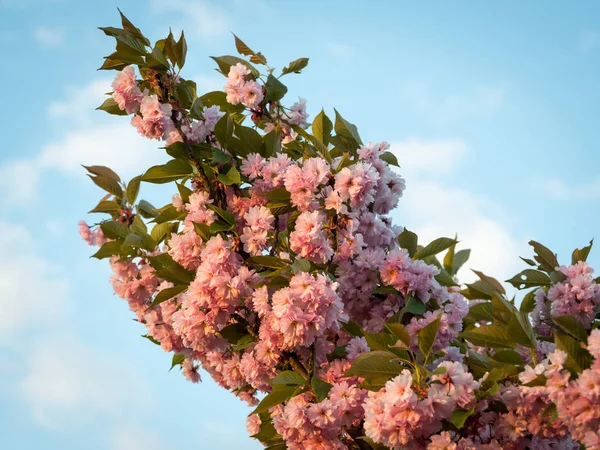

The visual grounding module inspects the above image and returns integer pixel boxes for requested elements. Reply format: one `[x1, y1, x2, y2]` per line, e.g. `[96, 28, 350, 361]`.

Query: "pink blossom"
[111, 66, 142, 114]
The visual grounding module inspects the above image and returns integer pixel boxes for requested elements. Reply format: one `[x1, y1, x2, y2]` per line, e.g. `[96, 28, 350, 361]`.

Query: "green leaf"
[554, 331, 592, 372]
[211, 148, 231, 164]
[553, 315, 588, 341]
[130, 215, 147, 235]
[211, 55, 260, 78]
[334, 109, 362, 147]
[141, 159, 193, 184]
[91, 239, 124, 259]
[234, 124, 264, 155]
[193, 222, 211, 241]
[147, 253, 194, 284]
[271, 371, 307, 386]
[290, 258, 311, 273]
[264, 127, 282, 158]
[117, 8, 150, 46]
[414, 237, 458, 260]
[453, 249, 471, 275]
[170, 354, 185, 371]
[88, 174, 123, 198]
[341, 320, 365, 337]
[491, 349, 524, 365]
[199, 91, 245, 114]
[365, 333, 397, 351]
[312, 109, 333, 147]
[405, 294, 426, 315]
[529, 240, 559, 273]
[311, 376, 333, 402]
[506, 269, 551, 289]
[385, 323, 411, 349]
[99, 26, 148, 55]
[519, 289, 537, 314]
[418, 316, 441, 362]
[233, 34, 267, 65]
[153, 204, 185, 224]
[205, 204, 236, 226]
[148, 285, 188, 309]
[472, 270, 506, 295]
[146, 45, 170, 71]
[217, 166, 242, 185]
[219, 322, 249, 344]
[461, 325, 516, 349]
[214, 114, 234, 148]
[126, 176, 141, 205]
[281, 57, 309, 75]
[100, 220, 129, 239]
[83, 166, 121, 183]
[96, 97, 128, 115]
[150, 222, 174, 244]
[89, 200, 121, 214]
[451, 407, 475, 428]
[572, 239, 593, 265]
[379, 151, 399, 167]
[174, 30, 187, 69]
[344, 351, 402, 380]
[252, 385, 298, 415]
[397, 228, 418, 257]
[265, 74, 288, 103]
[246, 255, 289, 269]
[507, 311, 537, 348]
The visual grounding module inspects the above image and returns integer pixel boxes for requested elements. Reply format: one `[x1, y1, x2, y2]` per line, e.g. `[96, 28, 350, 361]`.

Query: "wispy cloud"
[33, 26, 65, 47]
[20, 337, 152, 428]
[390, 139, 525, 283]
[400, 80, 506, 123]
[324, 42, 355, 58]
[0, 79, 166, 204]
[0, 220, 68, 345]
[150, 0, 231, 40]
[392, 138, 466, 173]
[534, 177, 600, 200]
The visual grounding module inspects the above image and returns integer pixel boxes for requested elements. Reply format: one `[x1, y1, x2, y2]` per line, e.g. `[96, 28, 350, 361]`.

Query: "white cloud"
[0, 79, 166, 204]
[20, 337, 151, 428]
[400, 80, 506, 123]
[579, 30, 600, 52]
[390, 140, 525, 283]
[534, 176, 600, 200]
[392, 138, 466, 173]
[193, 73, 225, 93]
[34, 26, 65, 47]
[47, 78, 111, 125]
[0, 220, 69, 344]
[151, 0, 231, 39]
[110, 425, 168, 450]
[325, 42, 355, 58]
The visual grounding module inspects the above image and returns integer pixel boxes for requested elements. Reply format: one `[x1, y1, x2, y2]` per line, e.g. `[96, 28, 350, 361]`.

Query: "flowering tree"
[80, 12, 600, 450]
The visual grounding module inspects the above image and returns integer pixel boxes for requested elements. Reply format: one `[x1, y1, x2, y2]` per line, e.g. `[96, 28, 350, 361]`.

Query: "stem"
[287, 353, 309, 380]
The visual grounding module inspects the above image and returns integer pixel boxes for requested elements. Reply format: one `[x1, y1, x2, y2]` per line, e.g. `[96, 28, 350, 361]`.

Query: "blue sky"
[1, 0, 599, 449]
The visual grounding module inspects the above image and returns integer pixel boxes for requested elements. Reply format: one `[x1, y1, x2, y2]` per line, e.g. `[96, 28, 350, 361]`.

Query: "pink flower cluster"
[532, 261, 600, 330]
[225, 63, 264, 109]
[270, 381, 367, 449]
[240, 205, 275, 255]
[380, 248, 441, 302]
[265, 272, 344, 350]
[181, 105, 224, 144]
[78, 220, 107, 247]
[131, 93, 178, 142]
[364, 362, 480, 448]
[111, 65, 142, 113]
[289, 211, 334, 264]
